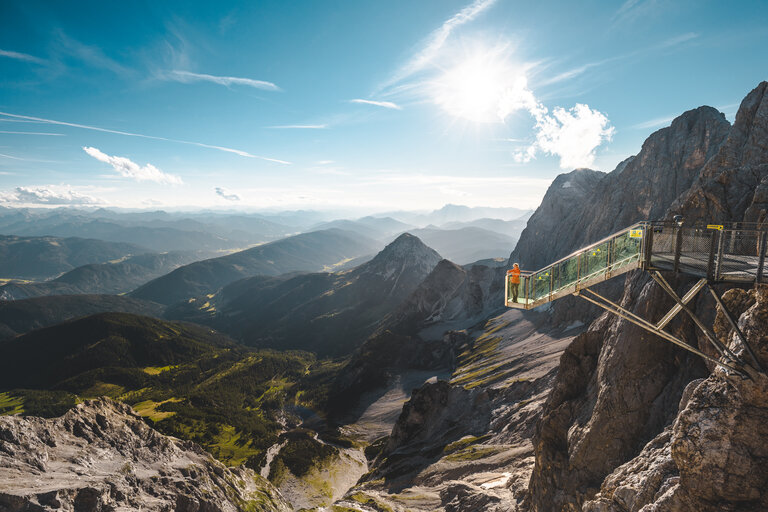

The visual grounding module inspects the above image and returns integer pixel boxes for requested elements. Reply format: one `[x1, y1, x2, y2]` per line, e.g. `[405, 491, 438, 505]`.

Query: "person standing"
[509, 263, 521, 303]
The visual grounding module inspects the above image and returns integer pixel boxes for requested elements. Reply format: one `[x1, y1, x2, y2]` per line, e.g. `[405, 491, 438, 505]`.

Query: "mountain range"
[0, 82, 767, 512]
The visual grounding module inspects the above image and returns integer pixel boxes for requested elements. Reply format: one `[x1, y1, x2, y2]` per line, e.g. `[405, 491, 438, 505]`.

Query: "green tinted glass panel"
[613, 231, 642, 265]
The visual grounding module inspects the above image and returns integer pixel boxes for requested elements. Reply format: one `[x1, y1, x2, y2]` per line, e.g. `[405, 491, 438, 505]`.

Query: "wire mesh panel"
[717, 229, 761, 281]
[677, 228, 714, 276]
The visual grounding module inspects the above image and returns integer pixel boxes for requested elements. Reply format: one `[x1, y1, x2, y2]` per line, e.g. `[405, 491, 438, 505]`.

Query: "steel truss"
[574, 272, 762, 380]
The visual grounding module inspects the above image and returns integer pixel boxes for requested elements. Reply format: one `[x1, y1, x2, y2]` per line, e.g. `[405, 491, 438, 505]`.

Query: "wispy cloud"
[269, 124, 328, 129]
[56, 32, 131, 76]
[83, 146, 183, 185]
[0, 185, 102, 205]
[0, 48, 46, 65]
[377, 0, 497, 94]
[166, 70, 280, 91]
[215, 187, 240, 201]
[350, 99, 402, 110]
[0, 131, 64, 136]
[0, 111, 290, 164]
[657, 32, 699, 49]
[542, 33, 698, 87]
[611, 0, 657, 27]
[630, 115, 676, 130]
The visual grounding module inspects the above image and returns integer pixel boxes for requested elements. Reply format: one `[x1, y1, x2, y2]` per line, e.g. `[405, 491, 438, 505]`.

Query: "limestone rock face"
[381, 259, 504, 340]
[0, 399, 290, 512]
[675, 81, 768, 223]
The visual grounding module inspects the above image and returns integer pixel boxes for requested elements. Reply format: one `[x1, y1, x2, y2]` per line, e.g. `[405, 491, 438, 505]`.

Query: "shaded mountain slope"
[0, 234, 147, 280]
[0, 294, 164, 341]
[131, 228, 380, 305]
[173, 233, 442, 356]
[0, 250, 210, 300]
[0, 312, 337, 471]
[0, 312, 235, 390]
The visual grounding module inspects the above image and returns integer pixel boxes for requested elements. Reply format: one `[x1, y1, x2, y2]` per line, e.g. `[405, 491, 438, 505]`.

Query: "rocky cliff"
[511, 106, 731, 270]
[0, 398, 290, 512]
[528, 81, 768, 511]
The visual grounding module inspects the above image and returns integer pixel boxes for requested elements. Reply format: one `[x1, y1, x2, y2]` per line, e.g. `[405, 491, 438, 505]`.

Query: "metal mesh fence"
[717, 229, 761, 281]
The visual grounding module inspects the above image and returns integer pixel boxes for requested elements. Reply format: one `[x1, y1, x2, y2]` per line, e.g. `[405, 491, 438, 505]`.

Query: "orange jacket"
[509, 267, 521, 284]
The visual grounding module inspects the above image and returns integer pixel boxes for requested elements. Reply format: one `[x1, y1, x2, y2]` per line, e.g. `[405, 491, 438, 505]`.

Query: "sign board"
[629, 229, 643, 238]
[707, 224, 724, 231]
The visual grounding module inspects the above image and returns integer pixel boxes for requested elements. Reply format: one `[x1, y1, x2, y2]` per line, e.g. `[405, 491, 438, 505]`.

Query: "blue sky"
[0, 0, 766, 212]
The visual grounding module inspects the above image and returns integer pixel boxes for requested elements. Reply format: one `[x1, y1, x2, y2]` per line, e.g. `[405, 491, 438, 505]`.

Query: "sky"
[0, 0, 766, 213]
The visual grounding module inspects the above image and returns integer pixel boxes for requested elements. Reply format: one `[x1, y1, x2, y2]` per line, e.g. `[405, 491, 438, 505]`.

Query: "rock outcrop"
[583, 285, 768, 512]
[0, 399, 290, 512]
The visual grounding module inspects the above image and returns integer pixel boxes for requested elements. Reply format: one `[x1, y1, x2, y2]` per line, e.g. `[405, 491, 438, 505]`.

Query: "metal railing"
[506, 221, 768, 309]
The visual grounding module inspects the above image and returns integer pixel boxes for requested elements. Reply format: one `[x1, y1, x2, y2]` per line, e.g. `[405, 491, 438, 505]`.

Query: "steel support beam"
[656, 278, 707, 329]
[707, 285, 764, 373]
[575, 288, 747, 377]
[649, 272, 740, 363]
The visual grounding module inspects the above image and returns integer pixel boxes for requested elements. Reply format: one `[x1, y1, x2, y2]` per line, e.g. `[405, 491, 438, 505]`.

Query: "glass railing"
[506, 223, 645, 308]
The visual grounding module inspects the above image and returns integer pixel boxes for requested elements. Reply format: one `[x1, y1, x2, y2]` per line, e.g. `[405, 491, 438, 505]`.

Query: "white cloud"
[0, 185, 101, 205]
[350, 99, 402, 110]
[498, 78, 614, 169]
[0, 111, 290, 164]
[167, 70, 280, 91]
[0, 49, 46, 65]
[527, 104, 615, 169]
[215, 187, 240, 201]
[83, 147, 183, 185]
[378, 0, 497, 93]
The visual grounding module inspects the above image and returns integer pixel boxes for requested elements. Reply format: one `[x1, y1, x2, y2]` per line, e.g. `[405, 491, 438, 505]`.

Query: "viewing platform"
[505, 220, 768, 378]
[506, 221, 767, 309]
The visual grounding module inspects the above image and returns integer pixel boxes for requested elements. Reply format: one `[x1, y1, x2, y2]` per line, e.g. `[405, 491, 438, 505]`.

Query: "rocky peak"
[359, 233, 442, 281]
[510, 104, 731, 271]
[674, 81, 768, 223]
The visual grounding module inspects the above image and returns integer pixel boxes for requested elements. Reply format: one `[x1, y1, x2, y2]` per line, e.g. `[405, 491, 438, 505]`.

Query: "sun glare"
[432, 49, 516, 124]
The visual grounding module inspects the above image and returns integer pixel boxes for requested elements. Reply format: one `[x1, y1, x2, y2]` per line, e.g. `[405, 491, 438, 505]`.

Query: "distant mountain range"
[0, 234, 147, 280]
[0, 250, 212, 300]
[406, 226, 517, 264]
[131, 228, 382, 305]
[169, 233, 443, 356]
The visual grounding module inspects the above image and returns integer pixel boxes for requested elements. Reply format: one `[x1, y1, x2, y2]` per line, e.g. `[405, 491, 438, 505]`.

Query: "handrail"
[506, 220, 768, 310]
[517, 222, 645, 275]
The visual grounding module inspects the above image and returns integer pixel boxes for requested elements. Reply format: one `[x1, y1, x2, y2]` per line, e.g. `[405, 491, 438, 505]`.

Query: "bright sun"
[432, 50, 515, 124]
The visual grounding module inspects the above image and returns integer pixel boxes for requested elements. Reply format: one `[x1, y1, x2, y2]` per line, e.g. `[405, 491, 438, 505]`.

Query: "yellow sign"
[707, 224, 724, 231]
[629, 229, 643, 238]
